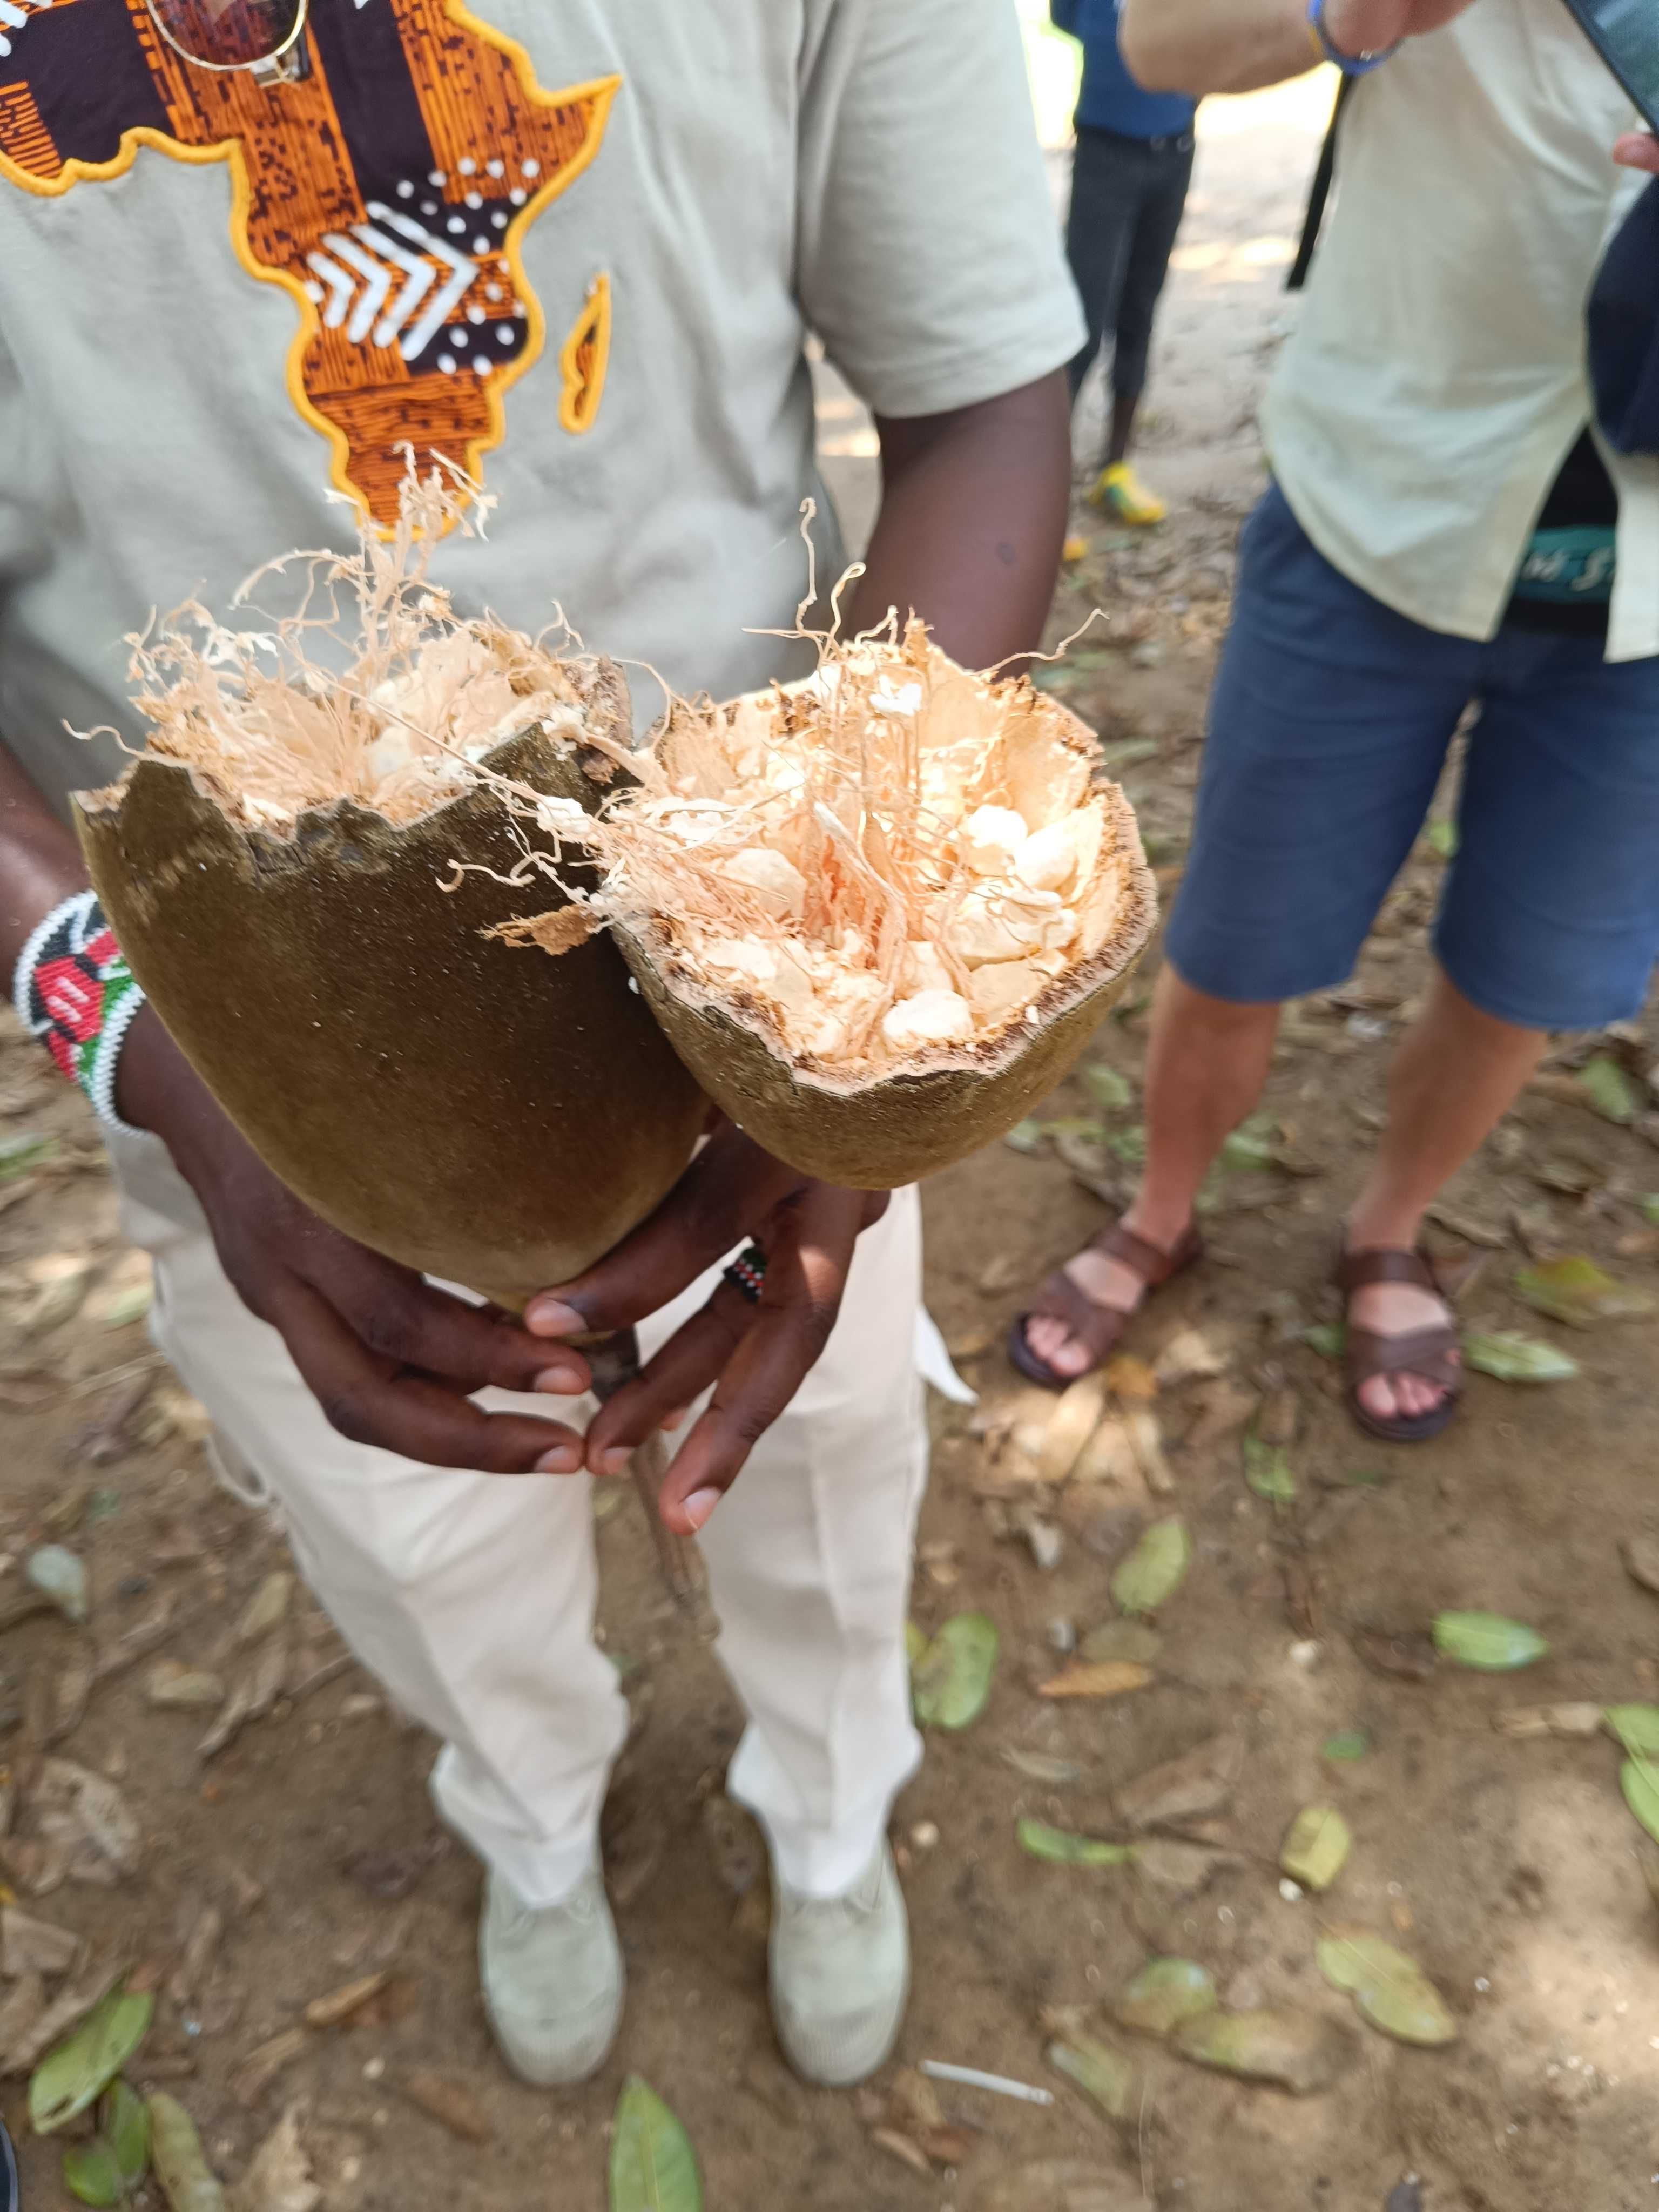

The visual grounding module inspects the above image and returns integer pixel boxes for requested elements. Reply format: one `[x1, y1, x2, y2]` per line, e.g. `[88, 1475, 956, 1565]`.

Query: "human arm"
[1118, 0, 1479, 96]
[1, 742, 595, 1469]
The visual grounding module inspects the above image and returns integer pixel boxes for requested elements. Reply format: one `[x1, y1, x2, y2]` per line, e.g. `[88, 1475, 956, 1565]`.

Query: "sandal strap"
[1336, 1245, 1441, 1296]
[1346, 1324, 1463, 1393]
[1099, 1220, 1204, 1289]
[1021, 1221, 1205, 1367]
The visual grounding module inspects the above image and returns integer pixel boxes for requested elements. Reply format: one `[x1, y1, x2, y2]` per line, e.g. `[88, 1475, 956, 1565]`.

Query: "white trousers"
[108, 1129, 929, 1905]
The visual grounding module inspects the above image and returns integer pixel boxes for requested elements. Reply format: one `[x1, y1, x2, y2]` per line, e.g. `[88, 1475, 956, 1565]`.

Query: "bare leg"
[1024, 966, 1279, 1379]
[1346, 968, 1547, 1423]
[1107, 390, 1140, 469]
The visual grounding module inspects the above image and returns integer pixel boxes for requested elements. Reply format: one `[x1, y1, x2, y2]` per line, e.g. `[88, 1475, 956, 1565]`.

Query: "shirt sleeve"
[1050, 0, 1081, 36]
[797, 0, 1085, 420]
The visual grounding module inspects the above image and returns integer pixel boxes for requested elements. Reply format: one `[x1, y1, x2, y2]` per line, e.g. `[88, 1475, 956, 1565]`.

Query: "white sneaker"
[480, 1862, 624, 2086]
[770, 1842, 909, 2087]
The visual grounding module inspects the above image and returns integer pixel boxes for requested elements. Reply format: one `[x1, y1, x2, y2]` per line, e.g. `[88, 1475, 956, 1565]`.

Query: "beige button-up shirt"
[1264, 0, 1659, 663]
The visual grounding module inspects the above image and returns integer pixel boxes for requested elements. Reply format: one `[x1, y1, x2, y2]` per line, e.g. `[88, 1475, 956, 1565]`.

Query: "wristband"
[1307, 0, 1398, 75]
[12, 891, 149, 1138]
[722, 1243, 768, 1307]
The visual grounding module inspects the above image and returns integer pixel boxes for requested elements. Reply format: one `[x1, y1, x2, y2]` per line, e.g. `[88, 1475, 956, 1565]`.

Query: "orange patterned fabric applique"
[0, 0, 618, 523]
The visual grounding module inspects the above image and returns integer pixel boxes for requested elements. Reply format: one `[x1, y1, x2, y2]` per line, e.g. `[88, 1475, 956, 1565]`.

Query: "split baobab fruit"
[500, 621, 1157, 1189]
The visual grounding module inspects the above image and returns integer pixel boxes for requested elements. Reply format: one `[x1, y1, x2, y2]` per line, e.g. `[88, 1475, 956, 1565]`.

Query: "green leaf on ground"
[1172, 2007, 1357, 2094]
[147, 2093, 226, 2211]
[1433, 1612, 1548, 1672]
[1112, 1957, 1218, 2039]
[1622, 1758, 1659, 1845]
[1104, 1126, 1147, 1164]
[1464, 1332, 1580, 1384]
[1303, 1323, 1347, 1361]
[1017, 1819, 1132, 1868]
[1606, 1705, 1659, 1759]
[1321, 1729, 1371, 1763]
[29, 1991, 153, 2135]
[1110, 1518, 1191, 1617]
[104, 2080, 150, 2188]
[1220, 1114, 1280, 1172]
[1643, 1195, 1659, 1228]
[911, 1613, 999, 1731]
[1082, 1065, 1134, 1115]
[62, 2142, 124, 2208]
[1513, 1257, 1656, 1330]
[610, 2076, 703, 2212]
[1578, 1055, 1643, 1125]
[1004, 1121, 1046, 1157]
[1046, 2036, 1136, 2122]
[1316, 1927, 1458, 2047]
[1279, 1806, 1352, 1892]
[1243, 1431, 1296, 1507]
[0, 1132, 55, 1182]
[1425, 820, 1460, 860]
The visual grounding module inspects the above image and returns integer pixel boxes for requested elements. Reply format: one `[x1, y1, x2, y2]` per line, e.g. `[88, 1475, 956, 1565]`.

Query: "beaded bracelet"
[11, 890, 149, 1138]
[722, 1243, 768, 1306]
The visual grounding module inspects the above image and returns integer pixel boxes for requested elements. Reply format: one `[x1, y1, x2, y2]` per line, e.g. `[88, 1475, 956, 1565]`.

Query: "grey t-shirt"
[0, 0, 1083, 813]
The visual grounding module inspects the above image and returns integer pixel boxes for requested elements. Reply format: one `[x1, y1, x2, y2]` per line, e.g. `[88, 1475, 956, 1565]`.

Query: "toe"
[1358, 1372, 1400, 1424]
[1025, 1317, 1064, 1364]
[1046, 1334, 1091, 1381]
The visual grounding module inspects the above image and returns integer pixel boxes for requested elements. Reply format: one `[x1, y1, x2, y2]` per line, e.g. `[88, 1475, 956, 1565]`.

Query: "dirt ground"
[6, 79, 1659, 2212]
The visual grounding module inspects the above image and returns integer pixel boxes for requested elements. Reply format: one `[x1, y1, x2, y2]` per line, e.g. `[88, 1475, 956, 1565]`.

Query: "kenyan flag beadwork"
[18, 894, 142, 1096]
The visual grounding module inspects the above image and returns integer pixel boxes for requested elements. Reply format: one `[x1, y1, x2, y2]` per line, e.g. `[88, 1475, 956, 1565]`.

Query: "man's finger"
[582, 1289, 754, 1474]
[650, 1190, 865, 1533]
[268, 1277, 591, 1474]
[524, 1128, 802, 1340]
[1614, 132, 1659, 173]
[296, 1240, 591, 1397]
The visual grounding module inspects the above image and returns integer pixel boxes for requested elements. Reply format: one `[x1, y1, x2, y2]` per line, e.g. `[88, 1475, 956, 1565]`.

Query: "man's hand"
[524, 1127, 889, 1536]
[1323, 0, 1476, 53]
[118, 1011, 596, 1471]
[1122, 0, 1476, 96]
[1615, 133, 1659, 174]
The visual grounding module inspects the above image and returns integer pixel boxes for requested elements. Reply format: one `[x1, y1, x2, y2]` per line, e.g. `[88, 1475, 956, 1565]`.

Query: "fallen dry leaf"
[169, 1905, 225, 2008]
[231, 2028, 308, 2108]
[1, 1905, 79, 1978]
[1037, 1662, 1153, 1702]
[1115, 1734, 1243, 1833]
[0, 1971, 45, 2069]
[1102, 1354, 1159, 1402]
[237, 1574, 292, 1645]
[230, 2105, 320, 2212]
[93, 1595, 180, 1684]
[1172, 2007, 1358, 2095]
[301, 1972, 387, 2030]
[1181, 1378, 1258, 1456]
[872, 2128, 933, 2177]
[1255, 1386, 1301, 1449]
[395, 2067, 493, 2144]
[1493, 1703, 1603, 1739]
[148, 1662, 228, 1711]
[1038, 1376, 1109, 1486]
[33, 1758, 141, 1881]
[1122, 1408, 1175, 1495]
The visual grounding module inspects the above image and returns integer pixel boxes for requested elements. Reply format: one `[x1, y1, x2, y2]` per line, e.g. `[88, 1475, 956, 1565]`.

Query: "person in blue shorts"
[1015, 0, 1659, 1445]
[1051, 0, 1197, 527]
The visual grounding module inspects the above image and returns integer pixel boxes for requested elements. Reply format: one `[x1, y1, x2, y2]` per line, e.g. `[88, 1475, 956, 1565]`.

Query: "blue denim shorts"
[1165, 484, 1659, 1031]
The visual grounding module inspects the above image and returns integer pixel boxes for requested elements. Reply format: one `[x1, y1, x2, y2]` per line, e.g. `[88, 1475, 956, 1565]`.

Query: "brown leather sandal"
[1009, 1220, 1205, 1390]
[1336, 1246, 1463, 1445]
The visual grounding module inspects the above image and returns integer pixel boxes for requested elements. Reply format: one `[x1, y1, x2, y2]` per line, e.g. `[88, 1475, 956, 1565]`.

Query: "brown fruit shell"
[613, 746, 1157, 1192]
[73, 703, 707, 1311]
